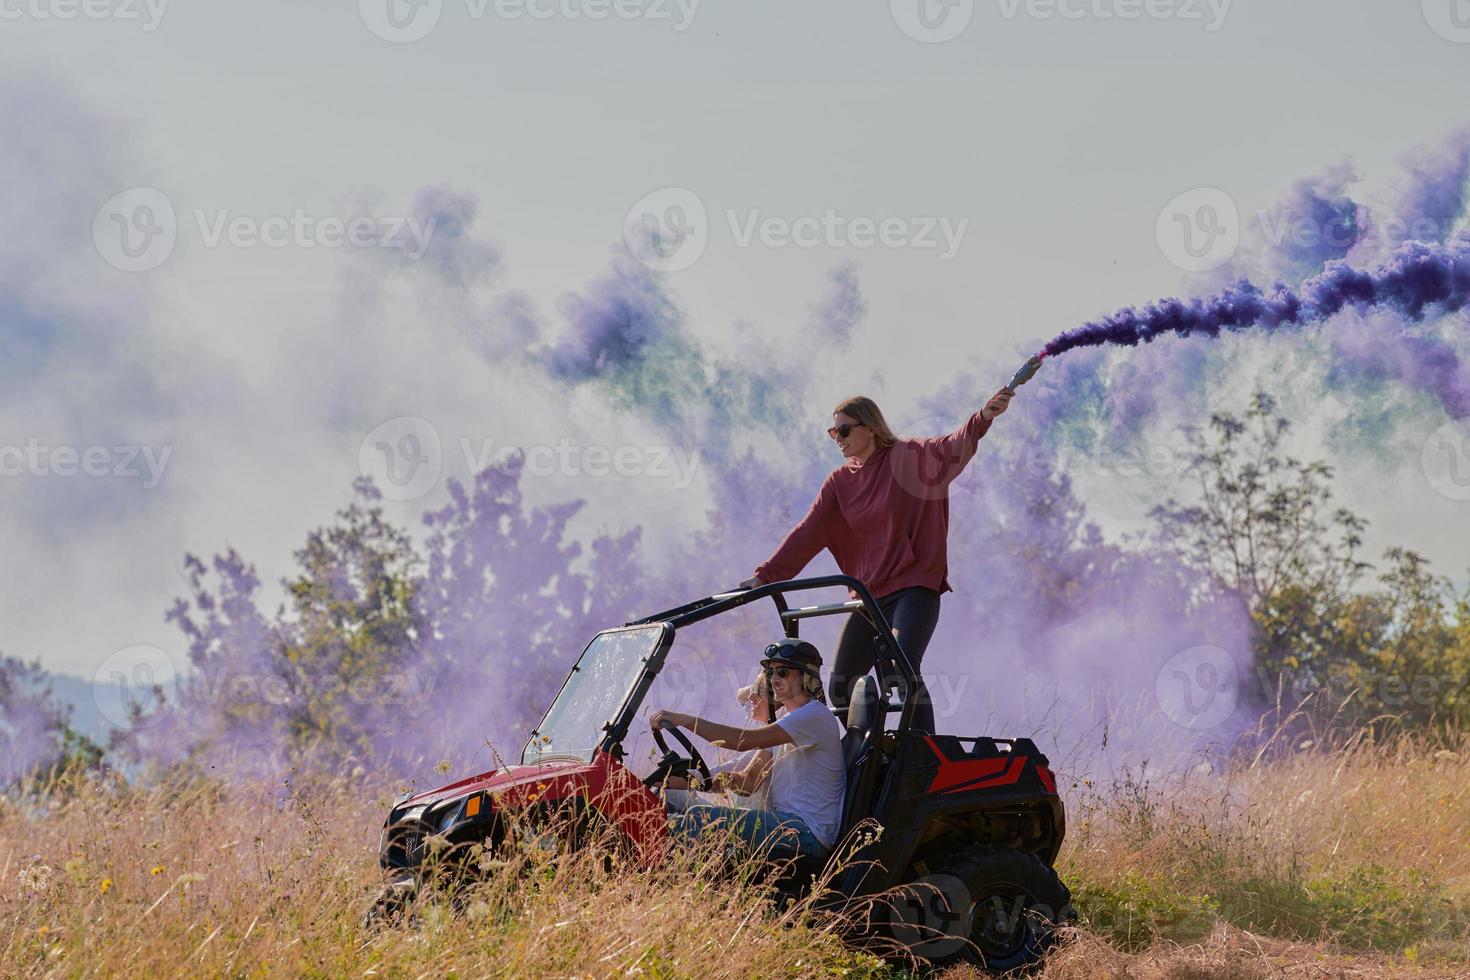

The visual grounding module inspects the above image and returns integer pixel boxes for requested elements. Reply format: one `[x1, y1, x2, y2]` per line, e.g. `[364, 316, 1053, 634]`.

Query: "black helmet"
[760, 638, 823, 679]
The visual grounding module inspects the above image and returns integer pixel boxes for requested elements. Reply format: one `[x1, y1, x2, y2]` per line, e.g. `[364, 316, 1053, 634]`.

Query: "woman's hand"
[736, 575, 761, 591]
[980, 387, 1014, 422]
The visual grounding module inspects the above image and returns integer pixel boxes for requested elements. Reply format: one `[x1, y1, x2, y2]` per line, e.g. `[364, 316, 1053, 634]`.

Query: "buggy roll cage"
[596, 575, 922, 758]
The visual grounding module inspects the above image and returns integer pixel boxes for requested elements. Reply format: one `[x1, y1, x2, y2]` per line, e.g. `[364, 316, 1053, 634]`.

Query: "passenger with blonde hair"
[660, 670, 775, 811]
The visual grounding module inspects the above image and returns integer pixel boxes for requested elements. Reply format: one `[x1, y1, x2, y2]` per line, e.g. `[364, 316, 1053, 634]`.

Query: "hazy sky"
[3, 0, 1469, 683]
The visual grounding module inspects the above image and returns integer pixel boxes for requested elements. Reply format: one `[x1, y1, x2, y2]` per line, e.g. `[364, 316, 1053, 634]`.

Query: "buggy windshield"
[521, 625, 666, 765]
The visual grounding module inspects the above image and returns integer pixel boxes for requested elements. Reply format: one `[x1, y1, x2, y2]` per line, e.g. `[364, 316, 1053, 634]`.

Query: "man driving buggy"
[649, 639, 845, 860]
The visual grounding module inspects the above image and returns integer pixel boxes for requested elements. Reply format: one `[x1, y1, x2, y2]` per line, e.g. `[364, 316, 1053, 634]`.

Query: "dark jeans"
[667, 803, 828, 860]
[830, 585, 942, 733]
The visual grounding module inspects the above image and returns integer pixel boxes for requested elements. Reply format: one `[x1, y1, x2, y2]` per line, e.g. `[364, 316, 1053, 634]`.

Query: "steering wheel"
[648, 722, 713, 790]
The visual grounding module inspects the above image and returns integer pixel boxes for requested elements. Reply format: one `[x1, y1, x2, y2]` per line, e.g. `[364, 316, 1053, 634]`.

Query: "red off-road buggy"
[374, 575, 1073, 971]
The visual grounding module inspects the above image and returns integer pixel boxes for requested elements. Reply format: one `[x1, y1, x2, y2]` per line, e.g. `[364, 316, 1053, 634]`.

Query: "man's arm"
[649, 710, 793, 753]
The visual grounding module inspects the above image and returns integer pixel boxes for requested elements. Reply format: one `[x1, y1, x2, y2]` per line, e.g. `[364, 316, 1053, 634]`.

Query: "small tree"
[152, 478, 424, 769]
[0, 656, 103, 788]
[275, 477, 426, 761]
[1150, 393, 1371, 694]
[1150, 392, 1470, 734]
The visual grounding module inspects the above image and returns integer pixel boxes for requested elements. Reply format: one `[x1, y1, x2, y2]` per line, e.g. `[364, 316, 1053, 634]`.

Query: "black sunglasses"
[827, 422, 864, 440]
[764, 666, 797, 679]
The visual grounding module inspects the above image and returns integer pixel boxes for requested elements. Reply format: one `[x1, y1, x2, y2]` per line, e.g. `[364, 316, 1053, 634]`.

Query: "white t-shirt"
[768, 700, 846, 849]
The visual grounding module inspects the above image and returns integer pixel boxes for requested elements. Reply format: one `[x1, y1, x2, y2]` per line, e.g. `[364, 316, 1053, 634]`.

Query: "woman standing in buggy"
[738, 388, 1014, 733]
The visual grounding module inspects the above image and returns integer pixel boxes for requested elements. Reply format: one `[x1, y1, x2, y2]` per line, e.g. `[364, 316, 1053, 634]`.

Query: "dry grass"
[3, 733, 1468, 978]
[0, 770, 885, 978]
[1055, 729, 1470, 974]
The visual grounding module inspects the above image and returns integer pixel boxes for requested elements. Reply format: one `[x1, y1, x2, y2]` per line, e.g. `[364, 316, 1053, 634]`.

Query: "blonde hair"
[832, 395, 898, 449]
[736, 671, 766, 707]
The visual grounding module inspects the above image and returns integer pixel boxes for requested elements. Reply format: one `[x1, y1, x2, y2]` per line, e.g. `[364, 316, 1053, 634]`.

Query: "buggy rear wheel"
[900, 844, 1073, 972]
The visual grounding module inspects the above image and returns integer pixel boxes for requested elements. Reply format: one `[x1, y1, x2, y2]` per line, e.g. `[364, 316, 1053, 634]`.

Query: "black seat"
[841, 676, 880, 768]
[838, 676, 881, 834]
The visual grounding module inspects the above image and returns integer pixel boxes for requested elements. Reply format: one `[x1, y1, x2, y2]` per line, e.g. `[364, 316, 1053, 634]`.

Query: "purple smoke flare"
[1043, 236, 1470, 362]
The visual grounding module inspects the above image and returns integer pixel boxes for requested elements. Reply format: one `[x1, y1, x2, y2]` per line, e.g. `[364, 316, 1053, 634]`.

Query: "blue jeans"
[667, 803, 828, 860]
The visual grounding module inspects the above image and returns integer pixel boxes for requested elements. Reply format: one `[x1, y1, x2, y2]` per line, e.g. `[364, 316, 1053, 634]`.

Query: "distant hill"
[45, 671, 178, 743]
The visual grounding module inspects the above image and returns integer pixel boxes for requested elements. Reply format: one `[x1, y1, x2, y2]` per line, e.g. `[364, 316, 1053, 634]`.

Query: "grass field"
[3, 732, 1467, 978]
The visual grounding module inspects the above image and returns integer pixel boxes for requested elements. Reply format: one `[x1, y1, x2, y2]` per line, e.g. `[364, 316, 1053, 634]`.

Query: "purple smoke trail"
[1039, 236, 1470, 416]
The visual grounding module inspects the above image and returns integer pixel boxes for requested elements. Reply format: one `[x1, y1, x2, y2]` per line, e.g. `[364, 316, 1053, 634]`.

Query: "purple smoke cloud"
[1040, 236, 1470, 419]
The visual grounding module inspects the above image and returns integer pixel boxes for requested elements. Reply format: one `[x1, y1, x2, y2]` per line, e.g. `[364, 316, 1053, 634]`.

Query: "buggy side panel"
[837, 731, 1065, 897]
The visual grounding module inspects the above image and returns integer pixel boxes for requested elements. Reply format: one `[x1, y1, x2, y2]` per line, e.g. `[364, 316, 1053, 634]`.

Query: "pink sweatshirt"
[753, 411, 994, 600]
